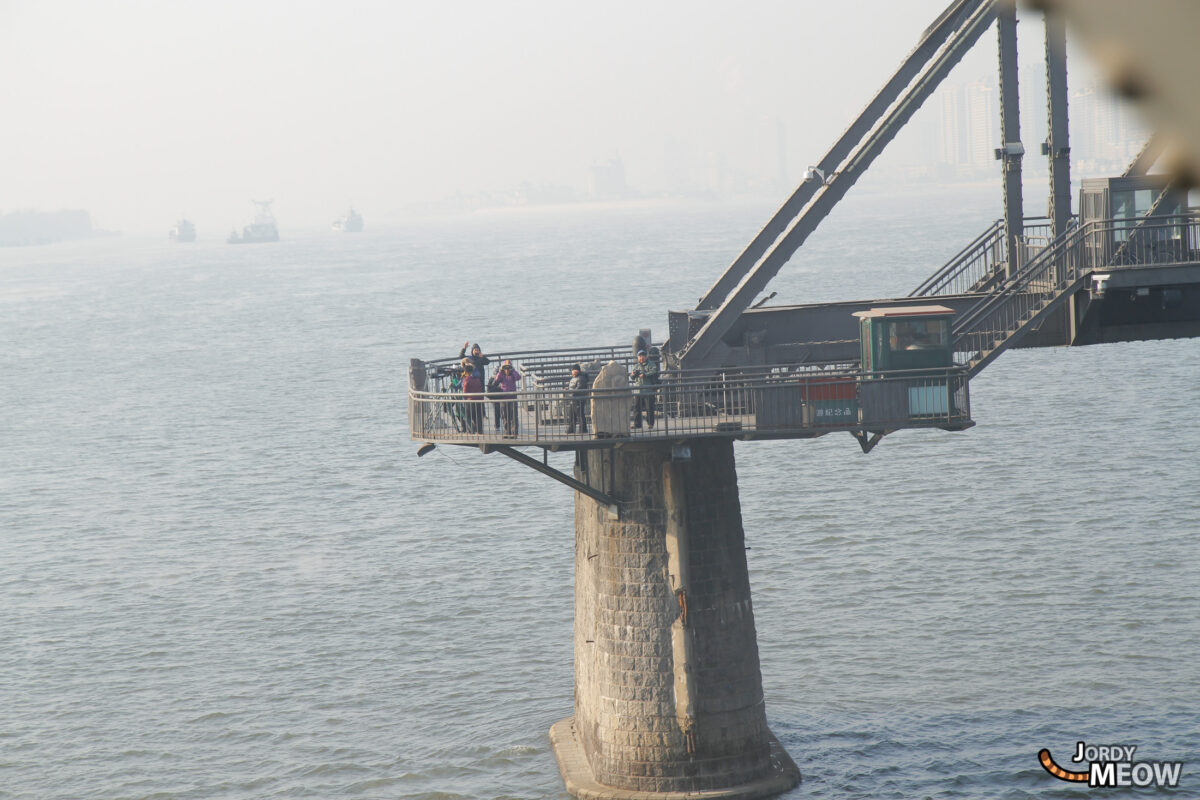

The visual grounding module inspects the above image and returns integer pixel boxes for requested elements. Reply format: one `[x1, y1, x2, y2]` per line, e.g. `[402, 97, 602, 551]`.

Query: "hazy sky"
[1, 1, 1095, 234]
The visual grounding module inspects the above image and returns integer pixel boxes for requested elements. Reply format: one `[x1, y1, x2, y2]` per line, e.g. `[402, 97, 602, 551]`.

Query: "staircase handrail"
[954, 210, 1198, 341]
[909, 218, 1004, 297]
[952, 218, 1086, 339]
[910, 215, 1060, 299]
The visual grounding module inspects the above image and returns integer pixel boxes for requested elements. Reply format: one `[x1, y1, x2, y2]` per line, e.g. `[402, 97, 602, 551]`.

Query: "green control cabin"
[855, 304, 955, 373]
[855, 305, 958, 423]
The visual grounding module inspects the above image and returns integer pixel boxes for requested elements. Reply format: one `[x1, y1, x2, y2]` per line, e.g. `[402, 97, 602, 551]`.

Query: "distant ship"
[332, 207, 364, 233]
[228, 199, 280, 244]
[169, 218, 196, 243]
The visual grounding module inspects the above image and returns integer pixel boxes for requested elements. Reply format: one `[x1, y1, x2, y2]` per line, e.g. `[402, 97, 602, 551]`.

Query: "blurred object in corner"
[1017, 0, 1200, 187]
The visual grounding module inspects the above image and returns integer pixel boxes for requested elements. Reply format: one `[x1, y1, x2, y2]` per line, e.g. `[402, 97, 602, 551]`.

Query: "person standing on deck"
[630, 349, 659, 429]
[566, 363, 590, 434]
[461, 364, 485, 434]
[485, 372, 503, 431]
[460, 342, 495, 430]
[459, 342, 491, 382]
[492, 360, 522, 437]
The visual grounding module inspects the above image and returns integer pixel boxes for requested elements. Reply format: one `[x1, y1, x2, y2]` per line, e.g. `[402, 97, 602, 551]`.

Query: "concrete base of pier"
[551, 717, 800, 800]
[551, 439, 800, 798]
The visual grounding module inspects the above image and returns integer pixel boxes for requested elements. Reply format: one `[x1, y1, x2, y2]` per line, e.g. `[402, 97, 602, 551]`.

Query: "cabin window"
[888, 319, 948, 352]
[1112, 187, 1184, 242]
[1112, 189, 1161, 241]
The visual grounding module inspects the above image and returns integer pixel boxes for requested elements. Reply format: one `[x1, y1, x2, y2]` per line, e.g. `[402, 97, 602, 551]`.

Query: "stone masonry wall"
[571, 440, 775, 793]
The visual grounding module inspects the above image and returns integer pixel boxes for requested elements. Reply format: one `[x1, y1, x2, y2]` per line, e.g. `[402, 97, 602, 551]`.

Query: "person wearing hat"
[566, 363, 590, 434]
[491, 359, 522, 436]
[629, 349, 660, 429]
[460, 341, 498, 430]
[459, 341, 491, 383]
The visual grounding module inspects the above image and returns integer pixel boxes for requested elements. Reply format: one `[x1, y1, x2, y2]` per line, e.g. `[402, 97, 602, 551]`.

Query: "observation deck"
[408, 346, 973, 452]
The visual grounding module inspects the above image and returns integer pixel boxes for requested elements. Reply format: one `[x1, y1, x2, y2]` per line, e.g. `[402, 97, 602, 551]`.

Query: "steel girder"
[679, 0, 998, 369]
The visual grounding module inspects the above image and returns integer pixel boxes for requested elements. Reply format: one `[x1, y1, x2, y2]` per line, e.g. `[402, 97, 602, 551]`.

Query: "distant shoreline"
[0, 209, 120, 247]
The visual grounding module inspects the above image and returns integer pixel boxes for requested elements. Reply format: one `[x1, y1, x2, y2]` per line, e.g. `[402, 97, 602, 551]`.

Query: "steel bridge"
[410, 208, 1199, 458]
[408, 2, 1200, 796]
[410, 0, 1200, 459]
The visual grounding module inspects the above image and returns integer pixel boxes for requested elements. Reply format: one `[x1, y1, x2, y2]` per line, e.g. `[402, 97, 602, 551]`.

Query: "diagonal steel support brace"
[852, 430, 889, 454]
[1124, 133, 1164, 179]
[681, 0, 996, 367]
[694, 0, 986, 314]
[487, 444, 620, 519]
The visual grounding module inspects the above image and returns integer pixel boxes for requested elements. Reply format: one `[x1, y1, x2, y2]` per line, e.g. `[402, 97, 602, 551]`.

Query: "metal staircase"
[949, 223, 1090, 377]
[908, 218, 1006, 298]
[909, 216, 1067, 300]
[914, 204, 1198, 379]
[907, 217, 1085, 377]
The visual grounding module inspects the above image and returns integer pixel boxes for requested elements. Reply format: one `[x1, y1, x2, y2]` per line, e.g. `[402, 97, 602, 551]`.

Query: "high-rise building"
[1071, 81, 1151, 169]
[588, 154, 629, 199]
[936, 80, 998, 174]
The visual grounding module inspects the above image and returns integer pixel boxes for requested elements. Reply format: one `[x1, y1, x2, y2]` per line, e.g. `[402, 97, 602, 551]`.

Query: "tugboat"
[169, 218, 196, 242]
[228, 199, 280, 244]
[332, 206, 364, 233]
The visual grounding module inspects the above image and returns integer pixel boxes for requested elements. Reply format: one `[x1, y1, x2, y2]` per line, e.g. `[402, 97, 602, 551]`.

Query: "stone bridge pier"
[550, 438, 800, 799]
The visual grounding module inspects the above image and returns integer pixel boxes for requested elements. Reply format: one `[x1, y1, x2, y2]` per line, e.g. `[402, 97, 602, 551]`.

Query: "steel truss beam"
[1044, 9, 1072, 239]
[1123, 133, 1165, 179]
[997, 4, 1024, 277]
[680, 0, 997, 368]
[694, 0, 986, 314]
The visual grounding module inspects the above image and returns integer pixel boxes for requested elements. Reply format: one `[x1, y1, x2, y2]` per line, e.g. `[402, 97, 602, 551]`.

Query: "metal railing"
[918, 212, 1198, 312]
[951, 221, 1088, 373]
[415, 344, 649, 386]
[409, 361, 972, 446]
[910, 217, 1005, 297]
[1086, 213, 1200, 270]
[910, 217, 1056, 298]
[411, 211, 1198, 444]
[950, 213, 1200, 376]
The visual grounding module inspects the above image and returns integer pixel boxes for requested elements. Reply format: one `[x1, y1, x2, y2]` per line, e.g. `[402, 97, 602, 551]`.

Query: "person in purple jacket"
[492, 360, 522, 436]
[461, 364, 485, 434]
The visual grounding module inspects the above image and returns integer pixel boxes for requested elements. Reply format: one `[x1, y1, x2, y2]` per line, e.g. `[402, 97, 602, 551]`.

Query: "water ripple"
[2, 203, 1198, 798]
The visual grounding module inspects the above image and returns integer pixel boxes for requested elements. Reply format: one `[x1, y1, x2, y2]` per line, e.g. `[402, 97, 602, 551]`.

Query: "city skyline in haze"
[1, 1, 1147, 234]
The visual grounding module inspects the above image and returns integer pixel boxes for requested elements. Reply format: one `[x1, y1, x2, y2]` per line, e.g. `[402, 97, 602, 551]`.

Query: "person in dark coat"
[486, 373, 503, 431]
[566, 363, 590, 434]
[630, 349, 660, 429]
[459, 341, 491, 380]
[460, 342, 496, 430]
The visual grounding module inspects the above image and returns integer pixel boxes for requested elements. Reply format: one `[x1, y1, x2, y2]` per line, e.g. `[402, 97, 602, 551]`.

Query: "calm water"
[2, 188, 1197, 799]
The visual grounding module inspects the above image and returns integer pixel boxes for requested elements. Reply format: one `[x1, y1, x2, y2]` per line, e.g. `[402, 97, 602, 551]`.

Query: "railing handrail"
[909, 217, 1004, 297]
[420, 351, 865, 384]
[952, 212, 1200, 342]
[911, 215, 1074, 299]
[410, 361, 972, 446]
[422, 343, 649, 370]
[951, 219, 1085, 338]
[411, 363, 969, 400]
